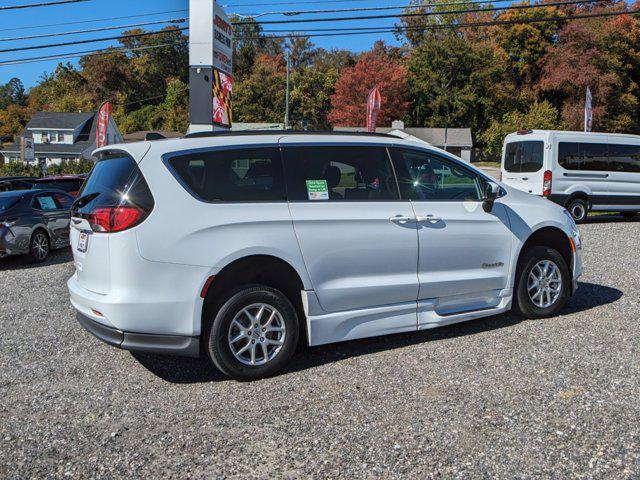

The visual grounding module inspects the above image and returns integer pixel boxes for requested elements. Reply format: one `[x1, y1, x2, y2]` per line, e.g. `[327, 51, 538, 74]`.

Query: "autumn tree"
[328, 42, 408, 127]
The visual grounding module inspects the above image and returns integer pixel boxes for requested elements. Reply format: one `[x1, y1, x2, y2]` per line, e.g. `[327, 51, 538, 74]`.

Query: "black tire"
[566, 197, 589, 223]
[29, 229, 50, 263]
[513, 246, 571, 319]
[621, 211, 638, 218]
[206, 285, 299, 381]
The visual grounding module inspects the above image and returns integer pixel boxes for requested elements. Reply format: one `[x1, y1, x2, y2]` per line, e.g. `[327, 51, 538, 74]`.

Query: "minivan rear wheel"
[513, 246, 570, 319]
[566, 198, 588, 223]
[206, 285, 299, 381]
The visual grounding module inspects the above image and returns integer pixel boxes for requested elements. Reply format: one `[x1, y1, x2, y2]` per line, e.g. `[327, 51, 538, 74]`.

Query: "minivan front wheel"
[207, 285, 299, 381]
[566, 197, 588, 223]
[513, 246, 570, 319]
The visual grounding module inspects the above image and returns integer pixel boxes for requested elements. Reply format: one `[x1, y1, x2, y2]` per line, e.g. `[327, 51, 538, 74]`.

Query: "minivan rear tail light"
[89, 206, 142, 233]
[543, 170, 552, 197]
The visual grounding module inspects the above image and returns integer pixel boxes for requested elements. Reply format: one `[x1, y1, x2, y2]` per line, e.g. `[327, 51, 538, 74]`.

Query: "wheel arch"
[515, 226, 573, 280]
[201, 254, 309, 346]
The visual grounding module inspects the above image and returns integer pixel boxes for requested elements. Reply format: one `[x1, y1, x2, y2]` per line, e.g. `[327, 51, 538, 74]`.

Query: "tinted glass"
[504, 141, 544, 173]
[73, 153, 154, 216]
[391, 148, 483, 201]
[283, 146, 399, 201]
[168, 147, 285, 202]
[0, 195, 21, 212]
[558, 142, 609, 171]
[33, 179, 82, 193]
[34, 194, 60, 211]
[53, 192, 74, 209]
[607, 144, 640, 173]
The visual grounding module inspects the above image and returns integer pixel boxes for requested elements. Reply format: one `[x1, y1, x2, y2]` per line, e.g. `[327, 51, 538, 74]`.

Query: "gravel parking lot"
[1, 216, 639, 479]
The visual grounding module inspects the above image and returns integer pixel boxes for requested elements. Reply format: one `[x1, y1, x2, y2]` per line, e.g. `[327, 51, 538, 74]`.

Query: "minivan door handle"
[416, 215, 442, 224]
[389, 215, 414, 225]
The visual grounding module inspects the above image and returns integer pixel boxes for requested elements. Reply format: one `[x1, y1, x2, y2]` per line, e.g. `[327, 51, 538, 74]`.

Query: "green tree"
[480, 101, 564, 158]
[0, 78, 26, 109]
[234, 54, 287, 123]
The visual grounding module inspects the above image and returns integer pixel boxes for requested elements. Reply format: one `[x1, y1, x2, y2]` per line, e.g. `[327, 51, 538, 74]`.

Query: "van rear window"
[504, 141, 544, 173]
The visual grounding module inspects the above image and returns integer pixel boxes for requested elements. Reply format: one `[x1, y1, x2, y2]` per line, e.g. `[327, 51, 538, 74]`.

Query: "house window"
[58, 131, 66, 143]
[41, 131, 49, 143]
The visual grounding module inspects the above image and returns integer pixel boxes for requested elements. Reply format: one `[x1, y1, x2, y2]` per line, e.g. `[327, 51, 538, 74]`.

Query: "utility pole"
[285, 51, 290, 130]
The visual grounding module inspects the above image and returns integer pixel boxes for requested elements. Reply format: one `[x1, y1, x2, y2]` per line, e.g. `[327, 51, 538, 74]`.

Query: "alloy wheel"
[227, 303, 286, 366]
[32, 233, 49, 261]
[527, 260, 562, 308]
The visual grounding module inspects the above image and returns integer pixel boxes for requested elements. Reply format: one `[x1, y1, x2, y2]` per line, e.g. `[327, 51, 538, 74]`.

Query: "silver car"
[0, 189, 74, 263]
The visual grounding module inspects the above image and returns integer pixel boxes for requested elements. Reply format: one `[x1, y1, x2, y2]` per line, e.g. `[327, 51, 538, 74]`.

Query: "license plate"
[77, 232, 89, 253]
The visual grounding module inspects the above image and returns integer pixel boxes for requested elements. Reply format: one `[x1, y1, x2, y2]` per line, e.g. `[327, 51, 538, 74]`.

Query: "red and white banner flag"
[96, 101, 112, 148]
[366, 87, 381, 133]
[584, 87, 593, 133]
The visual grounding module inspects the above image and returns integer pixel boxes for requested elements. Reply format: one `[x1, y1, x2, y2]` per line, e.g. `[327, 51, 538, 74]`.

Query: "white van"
[501, 130, 640, 222]
[68, 132, 582, 380]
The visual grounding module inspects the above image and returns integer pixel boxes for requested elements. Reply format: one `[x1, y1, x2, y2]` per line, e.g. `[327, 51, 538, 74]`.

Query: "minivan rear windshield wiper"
[73, 192, 99, 209]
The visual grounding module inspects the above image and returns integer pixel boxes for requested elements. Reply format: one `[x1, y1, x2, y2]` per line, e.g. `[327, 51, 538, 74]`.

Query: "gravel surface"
[1, 216, 639, 479]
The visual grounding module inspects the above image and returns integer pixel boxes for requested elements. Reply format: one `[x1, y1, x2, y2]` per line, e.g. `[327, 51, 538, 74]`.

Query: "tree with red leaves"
[328, 42, 408, 127]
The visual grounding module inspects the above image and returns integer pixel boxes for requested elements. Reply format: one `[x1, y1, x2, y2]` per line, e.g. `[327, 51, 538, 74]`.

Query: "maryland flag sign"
[213, 69, 233, 128]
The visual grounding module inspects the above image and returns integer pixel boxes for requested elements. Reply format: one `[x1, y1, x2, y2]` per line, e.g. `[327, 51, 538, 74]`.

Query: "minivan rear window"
[167, 147, 285, 202]
[72, 152, 154, 216]
[504, 141, 544, 173]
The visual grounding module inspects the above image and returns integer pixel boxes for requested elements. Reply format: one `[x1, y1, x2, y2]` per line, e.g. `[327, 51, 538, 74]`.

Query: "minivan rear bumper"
[76, 312, 200, 357]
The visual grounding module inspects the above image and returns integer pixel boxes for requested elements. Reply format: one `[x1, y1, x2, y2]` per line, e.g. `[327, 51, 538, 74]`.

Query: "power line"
[234, 0, 607, 25]
[0, 18, 186, 43]
[1, 7, 637, 66]
[0, 26, 188, 54]
[0, 0, 89, 10]
[222, 0, 376, 7]
[2, 9, 189, 32]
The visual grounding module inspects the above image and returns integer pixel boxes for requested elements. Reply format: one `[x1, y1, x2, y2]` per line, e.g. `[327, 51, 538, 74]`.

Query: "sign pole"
[188, 0, 233, 133]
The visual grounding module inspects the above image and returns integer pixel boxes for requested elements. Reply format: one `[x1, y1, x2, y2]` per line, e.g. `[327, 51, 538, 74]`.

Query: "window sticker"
[37, 196, 57, 210]
[306, 180, 329, 201]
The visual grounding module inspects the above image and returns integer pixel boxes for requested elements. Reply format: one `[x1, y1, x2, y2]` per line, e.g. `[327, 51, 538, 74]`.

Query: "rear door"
[32, 192, 69, 246]
[70, 152, 154, 294]
[501, 136, 546, 195]
[282, 141, 419, 334]
[604, 139, 640, 206]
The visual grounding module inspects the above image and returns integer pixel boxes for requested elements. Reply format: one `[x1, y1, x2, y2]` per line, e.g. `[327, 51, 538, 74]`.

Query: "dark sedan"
[32, 175, 86, 197]
[0, 176, 38, 192]
[0, 189, 74, 263]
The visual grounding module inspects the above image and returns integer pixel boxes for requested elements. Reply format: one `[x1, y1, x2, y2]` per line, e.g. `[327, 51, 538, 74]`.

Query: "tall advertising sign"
[96, 101, 112, 148]
[20, 136, 34, 164]
[584, 87, 593, 133]
[366, 87, 381, 133]
[189, 0, 233, 132]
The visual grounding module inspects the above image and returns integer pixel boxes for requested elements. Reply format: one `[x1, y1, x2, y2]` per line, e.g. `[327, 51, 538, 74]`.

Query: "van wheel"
[566, 198, 588, 223]
[206, 285, 299, 381]
[29, 230, 50, 263]
[513, 246, 570, 319]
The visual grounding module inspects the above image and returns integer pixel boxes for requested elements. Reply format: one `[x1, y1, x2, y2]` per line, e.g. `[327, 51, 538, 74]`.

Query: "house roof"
[25, 111, 95, 130]
[334, 127, 473, 147]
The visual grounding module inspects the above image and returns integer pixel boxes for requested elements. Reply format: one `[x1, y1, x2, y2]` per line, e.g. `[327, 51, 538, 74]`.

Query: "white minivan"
[68, 132, 582, 380]
[501, 130, 640, 222]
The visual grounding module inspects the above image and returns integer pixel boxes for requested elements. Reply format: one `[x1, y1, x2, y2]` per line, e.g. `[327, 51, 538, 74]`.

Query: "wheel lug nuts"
[254, 324, 258, 328]
[262, 328, 266, 332]
[260, 337, 265, 342]
[251, 340, 256, 344]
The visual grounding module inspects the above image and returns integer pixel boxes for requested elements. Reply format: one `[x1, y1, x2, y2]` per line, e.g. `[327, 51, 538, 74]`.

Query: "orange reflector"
[91, 309, 104, 317]
[569, 237, 577, 253]
[200, 275, 216, 298]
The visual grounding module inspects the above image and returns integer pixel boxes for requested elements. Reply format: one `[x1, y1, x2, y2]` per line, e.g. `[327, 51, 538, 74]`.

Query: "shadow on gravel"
[0, 248, 73, 271]
[586, 213, 640, 224]
[132, 281, 622, 384]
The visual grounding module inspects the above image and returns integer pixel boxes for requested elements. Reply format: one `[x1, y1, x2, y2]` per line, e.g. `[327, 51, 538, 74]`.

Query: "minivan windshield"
[504, 141, 544, 173]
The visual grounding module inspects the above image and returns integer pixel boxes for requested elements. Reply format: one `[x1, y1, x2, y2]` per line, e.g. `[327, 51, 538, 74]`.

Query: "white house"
[0, 111, 123, 166]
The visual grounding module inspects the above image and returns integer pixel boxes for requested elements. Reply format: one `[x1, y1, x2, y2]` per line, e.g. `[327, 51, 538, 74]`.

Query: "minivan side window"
[558, 142, 609, 171]
[283, 146, 399, 201]
[168, 147, 285, 202]
[504, 141, 544, 173]
[391, 148, 483, 201]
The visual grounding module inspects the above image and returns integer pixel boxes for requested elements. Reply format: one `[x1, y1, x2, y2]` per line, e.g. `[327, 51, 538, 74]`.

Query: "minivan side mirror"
[483, 182, 500, 213]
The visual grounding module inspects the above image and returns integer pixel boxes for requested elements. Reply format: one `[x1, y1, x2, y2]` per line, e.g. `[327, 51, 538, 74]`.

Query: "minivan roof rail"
[182, 130, 398, 139]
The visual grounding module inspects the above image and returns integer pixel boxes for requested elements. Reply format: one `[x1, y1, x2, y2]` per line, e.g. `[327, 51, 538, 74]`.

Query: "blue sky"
[0, 0, 402, 88]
